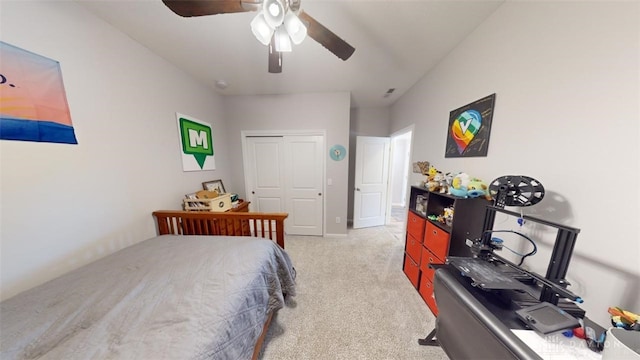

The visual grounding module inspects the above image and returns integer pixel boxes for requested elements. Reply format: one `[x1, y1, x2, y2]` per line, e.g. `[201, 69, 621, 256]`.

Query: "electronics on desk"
[515, 302, 580, 335]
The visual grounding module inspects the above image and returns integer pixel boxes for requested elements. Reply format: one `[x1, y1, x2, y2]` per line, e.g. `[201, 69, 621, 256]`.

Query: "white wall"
[222, 92, 351, 235]
[391, 2, 640, 326]
[0, 1, 229, 300]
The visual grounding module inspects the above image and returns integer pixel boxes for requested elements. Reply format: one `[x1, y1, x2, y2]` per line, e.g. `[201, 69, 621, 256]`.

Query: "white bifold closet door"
[245, 135, 323, 236]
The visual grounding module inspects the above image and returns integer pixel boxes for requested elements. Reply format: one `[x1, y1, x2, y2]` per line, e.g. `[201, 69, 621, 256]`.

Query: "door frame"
[386, 125, 414, 225]
[241, 129, 327, 234]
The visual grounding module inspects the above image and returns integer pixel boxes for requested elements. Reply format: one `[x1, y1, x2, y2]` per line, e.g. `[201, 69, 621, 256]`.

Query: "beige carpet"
[259, 225, 449, 360]
[386, 206, 407, 241]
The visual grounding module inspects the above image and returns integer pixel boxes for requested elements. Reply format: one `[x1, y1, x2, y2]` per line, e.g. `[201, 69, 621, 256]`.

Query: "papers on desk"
[511, 329, 602, 360]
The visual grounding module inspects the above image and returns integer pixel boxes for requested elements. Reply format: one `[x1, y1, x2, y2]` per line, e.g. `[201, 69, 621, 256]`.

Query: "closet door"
[284, 135, 323, 236]
[245, 136, 285, 213]
[245, 135, 324, 235]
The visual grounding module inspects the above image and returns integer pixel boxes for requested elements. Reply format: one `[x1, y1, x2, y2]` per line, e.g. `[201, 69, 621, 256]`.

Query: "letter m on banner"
[176, 113, 215, 171]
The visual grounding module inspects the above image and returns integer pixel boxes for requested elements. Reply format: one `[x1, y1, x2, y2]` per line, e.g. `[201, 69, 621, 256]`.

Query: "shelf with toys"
[403, 164, 493, 315]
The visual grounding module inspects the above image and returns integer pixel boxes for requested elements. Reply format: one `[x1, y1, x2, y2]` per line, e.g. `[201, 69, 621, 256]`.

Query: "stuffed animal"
[427, 165, 438, 179]
[466, 178, 492, 200]
[437, 172, 449, 193]
[426, 172, 442, 192]
[449, 172, 470, 197]
[443, 207, 454, 226]
[425, 166, 441, 192]
[444, 172, 454, 193]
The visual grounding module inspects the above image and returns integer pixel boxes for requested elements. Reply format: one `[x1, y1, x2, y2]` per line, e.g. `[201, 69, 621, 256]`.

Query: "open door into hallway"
[386, 127, 413, 238]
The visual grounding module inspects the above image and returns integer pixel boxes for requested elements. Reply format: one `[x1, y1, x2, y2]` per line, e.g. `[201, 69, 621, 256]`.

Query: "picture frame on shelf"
[202, 179, 225, 194]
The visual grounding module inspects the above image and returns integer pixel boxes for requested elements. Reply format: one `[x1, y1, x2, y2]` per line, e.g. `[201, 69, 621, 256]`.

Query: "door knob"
[318, 193, 322, 196]
[356, 188, 361, 191]
[251, 191, 255, 194]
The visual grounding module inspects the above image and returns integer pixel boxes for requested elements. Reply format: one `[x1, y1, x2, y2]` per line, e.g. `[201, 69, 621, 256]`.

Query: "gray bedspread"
[0, 235, 296, 360]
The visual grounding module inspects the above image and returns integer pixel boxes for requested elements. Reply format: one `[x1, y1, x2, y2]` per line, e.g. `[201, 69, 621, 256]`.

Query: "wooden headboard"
[152, 210, 288, 248]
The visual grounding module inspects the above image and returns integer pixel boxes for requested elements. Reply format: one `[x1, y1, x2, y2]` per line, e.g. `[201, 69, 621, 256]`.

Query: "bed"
[1, 210, 295, 360]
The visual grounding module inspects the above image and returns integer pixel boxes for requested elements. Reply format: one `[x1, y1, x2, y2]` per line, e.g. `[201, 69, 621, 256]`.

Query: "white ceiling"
[76, 0, 504, 108]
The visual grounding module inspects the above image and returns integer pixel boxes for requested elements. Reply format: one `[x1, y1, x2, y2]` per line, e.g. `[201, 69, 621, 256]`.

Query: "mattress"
[0, 235, 296, 360]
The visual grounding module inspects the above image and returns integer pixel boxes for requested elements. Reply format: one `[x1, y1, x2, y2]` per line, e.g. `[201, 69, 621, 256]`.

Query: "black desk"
[430, 266, 543, 359]
[424, 266, 606, 359]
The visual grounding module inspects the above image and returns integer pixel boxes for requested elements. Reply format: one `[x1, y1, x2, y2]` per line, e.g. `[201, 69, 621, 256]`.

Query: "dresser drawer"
[405, 233, 422, 264]
[418, 273, 438, 316]
[406, 211, 425, 241]
[424, 222, 450, 261]
[403, 253, 420, 289]
[420, 246, 445, 283]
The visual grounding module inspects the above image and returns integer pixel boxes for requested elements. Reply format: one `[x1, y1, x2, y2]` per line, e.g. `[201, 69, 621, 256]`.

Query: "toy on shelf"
[449, 172, 470, 197]
[443, 206, 454, 226]
[425, 165, 443, 192]
[443, 172, 454, 194]
[467, 178, 492, 200]
[437, 172, 449, 194]
[433, 171, 447, 193]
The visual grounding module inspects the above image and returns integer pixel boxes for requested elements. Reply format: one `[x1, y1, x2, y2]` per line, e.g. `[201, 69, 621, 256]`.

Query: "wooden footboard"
[152, 210, 288, 248]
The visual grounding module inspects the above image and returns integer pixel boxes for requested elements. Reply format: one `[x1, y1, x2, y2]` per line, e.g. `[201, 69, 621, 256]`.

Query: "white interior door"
[245, 134, 324, 236]
[245, 137, 285, 213]
[284, 136, 323, 235]
[353, 136, 391, 229]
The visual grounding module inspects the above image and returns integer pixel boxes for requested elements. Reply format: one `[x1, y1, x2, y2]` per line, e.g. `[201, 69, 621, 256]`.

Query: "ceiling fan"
[162, 0, 356, 73]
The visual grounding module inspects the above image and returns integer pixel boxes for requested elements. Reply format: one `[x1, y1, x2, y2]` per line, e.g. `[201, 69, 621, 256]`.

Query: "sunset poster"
[0, 41, 77, 144]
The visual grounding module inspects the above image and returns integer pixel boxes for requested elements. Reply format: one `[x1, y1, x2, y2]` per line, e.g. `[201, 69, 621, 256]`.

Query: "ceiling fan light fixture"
[250, 13, 274, 46]
[263, 0, 285, 29]
[274, 26, 292, 52]
[284, 11, 306, 45]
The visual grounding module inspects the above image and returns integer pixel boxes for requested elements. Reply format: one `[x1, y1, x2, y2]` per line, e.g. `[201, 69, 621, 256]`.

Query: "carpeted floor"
[259, 224, 448, 360]
[386, 206, 407, 241]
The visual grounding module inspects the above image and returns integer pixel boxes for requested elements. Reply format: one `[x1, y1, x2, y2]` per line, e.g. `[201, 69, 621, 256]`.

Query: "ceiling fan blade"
[298, 10, 355, 61]
[162, 0, 259, 17]
[268, 36, 283, 73]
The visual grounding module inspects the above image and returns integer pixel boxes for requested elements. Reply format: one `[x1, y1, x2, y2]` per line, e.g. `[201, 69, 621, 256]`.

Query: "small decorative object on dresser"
[202, 179, 225, 193]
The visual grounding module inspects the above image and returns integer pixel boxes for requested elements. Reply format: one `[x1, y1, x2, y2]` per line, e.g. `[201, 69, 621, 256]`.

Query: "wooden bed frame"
[152, 210, 289, 360]
[152, 210, 288, 248]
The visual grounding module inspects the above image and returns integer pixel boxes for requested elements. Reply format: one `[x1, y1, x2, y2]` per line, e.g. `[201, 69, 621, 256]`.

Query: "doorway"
[386, 127, 413, 239]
